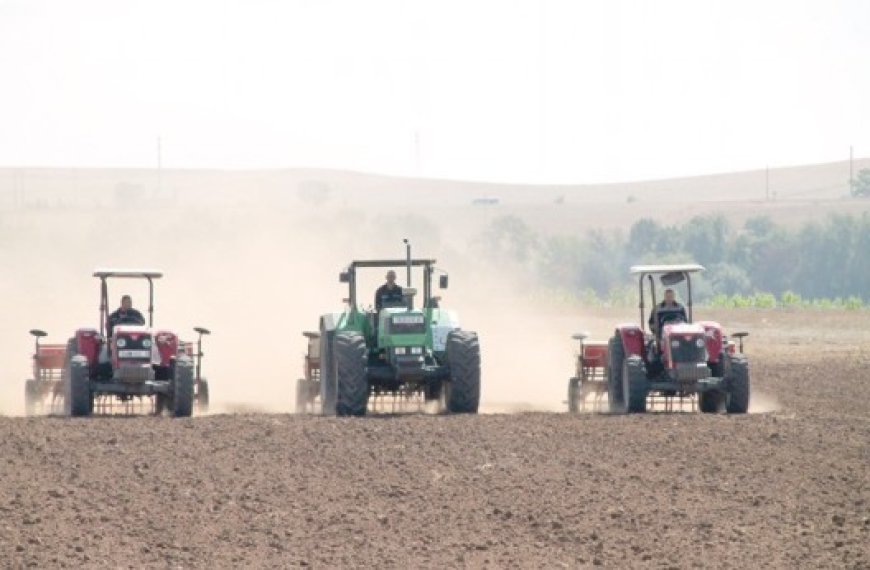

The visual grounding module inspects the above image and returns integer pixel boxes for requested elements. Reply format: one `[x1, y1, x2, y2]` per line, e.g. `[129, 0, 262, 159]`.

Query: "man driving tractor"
[374, 270, 403, 310]
[648, 288, 687, 337]
[107, 294, 145, 337]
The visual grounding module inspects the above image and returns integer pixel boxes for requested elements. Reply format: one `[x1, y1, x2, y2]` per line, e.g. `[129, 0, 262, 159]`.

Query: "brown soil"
[2, 339, 868, 569]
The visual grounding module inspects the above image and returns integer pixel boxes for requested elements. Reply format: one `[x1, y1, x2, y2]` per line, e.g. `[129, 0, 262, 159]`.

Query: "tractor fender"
[697, 321, 724, 364]
[319, 312, 346, 333]
[74, 328, 100, 367]
[430, 309, 460, 352]
[615, 324, 645, 358]
[154, 330, 179, 366]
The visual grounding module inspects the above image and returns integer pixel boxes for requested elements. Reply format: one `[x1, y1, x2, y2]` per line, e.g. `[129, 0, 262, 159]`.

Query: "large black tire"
[698, 391, 724, 413]
[197, 380, 210, 414]
[607, 335, 625, 413]
[567, 377, 579, 413]
[67, 359, 92, 417]
[334, 332, 368, 417]
[424, 380, 443, 403]
[622, 356, 649, 414]
[154, 394, 167, 415]
[726, 355, 750, 414]
[446, 331, 481, 414]
[171, 358, 194, 418]
[319, 331, 337, 415]
[25, 380, 39, 416]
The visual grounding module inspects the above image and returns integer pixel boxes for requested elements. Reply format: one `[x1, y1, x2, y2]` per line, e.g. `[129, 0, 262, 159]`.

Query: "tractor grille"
[114, 365, 155, 383]
[672, 363, 710, 382]
[388, 314, 426, 335]
[669, 337, 706, 364]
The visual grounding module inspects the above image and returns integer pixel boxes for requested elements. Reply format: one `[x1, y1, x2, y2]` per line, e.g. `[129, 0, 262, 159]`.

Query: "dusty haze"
[2, 163, 869, 415]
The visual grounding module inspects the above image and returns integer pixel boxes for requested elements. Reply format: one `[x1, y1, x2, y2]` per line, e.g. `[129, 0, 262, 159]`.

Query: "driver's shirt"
[374, 283, 403, 311]
[649, 301, 687, 333]
[108, 308, 145, 337]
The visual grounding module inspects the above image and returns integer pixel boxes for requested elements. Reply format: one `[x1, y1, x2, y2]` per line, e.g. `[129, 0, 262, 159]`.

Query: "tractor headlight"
[670, 340, 680, 349]
[695, 338, 705, 348]
[142, 339, 152, 348]
[117, 338, 127, 348]
[410, 346, 423, 355]
[394, 347, 408, 355]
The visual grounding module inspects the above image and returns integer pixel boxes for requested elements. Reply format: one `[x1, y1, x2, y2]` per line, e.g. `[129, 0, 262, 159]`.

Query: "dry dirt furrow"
[1, 351, 868, 569]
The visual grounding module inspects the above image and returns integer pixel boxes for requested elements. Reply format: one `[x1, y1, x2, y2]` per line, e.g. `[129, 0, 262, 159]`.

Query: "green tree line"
[477, 212, 870, 306]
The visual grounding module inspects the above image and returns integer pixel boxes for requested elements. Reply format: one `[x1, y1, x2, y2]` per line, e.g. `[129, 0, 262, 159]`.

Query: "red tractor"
[24, 329, 66, 415]
[607, 264, 750, 414]
[63, 269, 194, 417]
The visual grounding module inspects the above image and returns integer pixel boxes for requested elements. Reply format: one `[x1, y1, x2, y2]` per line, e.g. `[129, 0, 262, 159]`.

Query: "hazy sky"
[1, 0, 868, 183]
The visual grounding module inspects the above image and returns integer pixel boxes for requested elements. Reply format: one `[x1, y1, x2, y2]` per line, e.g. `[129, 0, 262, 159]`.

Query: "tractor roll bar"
[342, 258, 439, 309]
[96, 272, 158, 335]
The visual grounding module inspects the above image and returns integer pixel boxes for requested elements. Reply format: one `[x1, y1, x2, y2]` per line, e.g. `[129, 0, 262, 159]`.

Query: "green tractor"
[307, 243, 480, 416]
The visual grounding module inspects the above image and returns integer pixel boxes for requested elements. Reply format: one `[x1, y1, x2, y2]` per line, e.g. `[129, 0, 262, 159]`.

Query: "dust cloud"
[0, 170, 789, 417]
[749, 391, 781, 414]
[0, 171, 603, 416]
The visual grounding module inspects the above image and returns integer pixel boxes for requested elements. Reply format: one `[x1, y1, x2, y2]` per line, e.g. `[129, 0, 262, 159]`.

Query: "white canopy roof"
[93, 269, 163, 279]
[630, 264, 705, 275]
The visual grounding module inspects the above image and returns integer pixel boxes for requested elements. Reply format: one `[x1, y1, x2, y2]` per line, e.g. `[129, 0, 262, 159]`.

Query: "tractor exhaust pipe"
[403, 238, 411, 287]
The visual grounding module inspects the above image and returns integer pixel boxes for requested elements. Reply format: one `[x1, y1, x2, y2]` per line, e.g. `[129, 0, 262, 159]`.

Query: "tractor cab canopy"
[93, 269, 164, 279]
[93, 268, 164, 335]
[630, 264, 705, 332]
[338, 259, 446, 310]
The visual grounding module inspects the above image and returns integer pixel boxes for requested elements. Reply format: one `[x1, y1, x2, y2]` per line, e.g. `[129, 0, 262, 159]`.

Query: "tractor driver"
[375, 270, 403, 311]
[107, 295, 146, 337]
[649, 288, 687, 338]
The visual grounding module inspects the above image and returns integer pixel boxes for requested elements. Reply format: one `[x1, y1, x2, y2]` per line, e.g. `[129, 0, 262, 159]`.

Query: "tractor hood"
[662, 322, 705, 338]
[382, 309, 427, 335]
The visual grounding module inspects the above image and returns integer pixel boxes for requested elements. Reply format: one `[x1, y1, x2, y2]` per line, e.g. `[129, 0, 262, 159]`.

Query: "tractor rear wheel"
[197, 380, 210, 414]
[319, 331, 337, 415]
[607, 335, 626, 413]
[25, 380, 39, 416]
[446, 331, 481, 414]
[171, 359, 194, 418]
[568, 377, 579, 413]
[726, 355, 750, 414]
[622, 356, 649, 413]
[334, 332, 368, 417]
[67, 359, 92, 417]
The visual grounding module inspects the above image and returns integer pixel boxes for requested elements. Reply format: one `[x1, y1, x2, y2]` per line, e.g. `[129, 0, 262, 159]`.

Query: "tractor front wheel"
[67, 359, 92, 417]
[171, 359, 194, 418]
[698, 391, 724, 413]
[446, 331, 481, 414]
[726, 356, 750, 414]
[622, 356, 649, 413]
[607, 335, 626, 413]
[334, 332, 368, 417]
